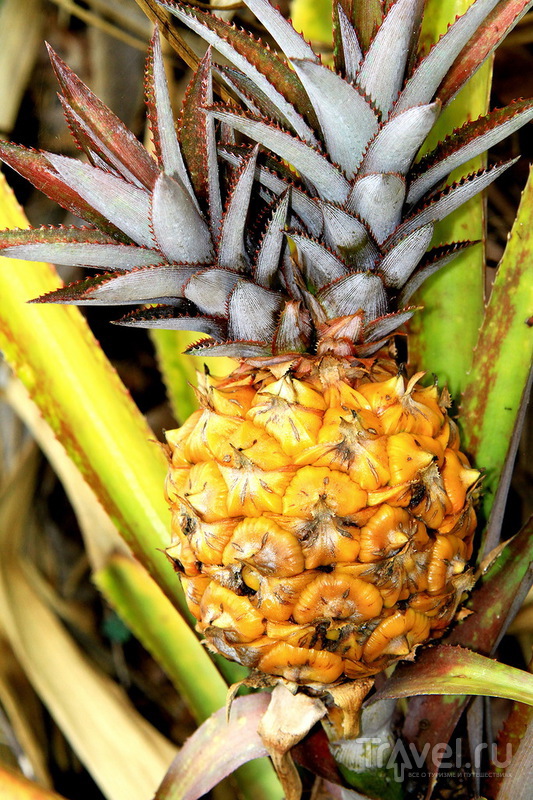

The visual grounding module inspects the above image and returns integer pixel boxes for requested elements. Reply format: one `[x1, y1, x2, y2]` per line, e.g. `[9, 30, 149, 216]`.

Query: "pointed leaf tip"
[47, 42, 159, 190]
[147, 29, 199, 205]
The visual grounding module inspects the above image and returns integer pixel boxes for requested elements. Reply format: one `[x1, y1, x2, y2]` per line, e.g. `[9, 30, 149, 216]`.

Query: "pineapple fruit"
[0, 0, 532, 686]
[166, 355, 479, 683]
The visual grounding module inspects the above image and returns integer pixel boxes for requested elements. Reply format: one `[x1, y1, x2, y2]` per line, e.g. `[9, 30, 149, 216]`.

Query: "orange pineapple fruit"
[1, 0, 531, 686]
[165, 351, 479, 684]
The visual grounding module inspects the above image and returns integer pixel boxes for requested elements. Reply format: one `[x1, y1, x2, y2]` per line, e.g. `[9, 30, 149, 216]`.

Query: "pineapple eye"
[258, 642, 344, 684]
[199, 583, 266, 643]
[293, 574, 383, 624]
[363, 609, 431, 662]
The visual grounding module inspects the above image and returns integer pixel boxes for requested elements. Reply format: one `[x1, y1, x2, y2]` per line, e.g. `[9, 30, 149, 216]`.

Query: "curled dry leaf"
[155, 693, 276, 800]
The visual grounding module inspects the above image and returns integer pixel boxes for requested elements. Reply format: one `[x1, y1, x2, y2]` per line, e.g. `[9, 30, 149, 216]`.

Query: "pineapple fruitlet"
[0, 0, 532, 685]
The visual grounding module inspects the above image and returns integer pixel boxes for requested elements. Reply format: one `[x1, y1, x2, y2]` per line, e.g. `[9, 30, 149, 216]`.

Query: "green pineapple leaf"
[400, 515, 533, 781]
[406, 0, 490, 397]
[94, 554, 228, 724]
[370, 645, 533, 706]
[0, 172, 182, 606]
[484, 700, 533, 797]
[461, 166, 533, 530]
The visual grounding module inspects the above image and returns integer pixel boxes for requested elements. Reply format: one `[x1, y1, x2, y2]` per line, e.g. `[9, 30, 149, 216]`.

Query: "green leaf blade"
[0, 171, 181, 609]
[94, 555, 228, 724]
[371, 645, 533, 706]
[461, 166, 533, 524]
[407, 0, 491, 398]
[401, 517, 533, 773]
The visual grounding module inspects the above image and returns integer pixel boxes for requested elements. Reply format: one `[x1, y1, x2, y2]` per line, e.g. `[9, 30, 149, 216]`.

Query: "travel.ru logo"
[356, 737, 513, 782]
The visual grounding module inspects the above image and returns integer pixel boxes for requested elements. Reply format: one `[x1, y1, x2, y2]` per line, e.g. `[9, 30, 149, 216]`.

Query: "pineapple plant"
[0, 0, 532, 698]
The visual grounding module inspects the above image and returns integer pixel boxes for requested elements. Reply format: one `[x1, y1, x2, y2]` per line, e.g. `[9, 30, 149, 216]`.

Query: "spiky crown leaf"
[0, 0, 532, 358]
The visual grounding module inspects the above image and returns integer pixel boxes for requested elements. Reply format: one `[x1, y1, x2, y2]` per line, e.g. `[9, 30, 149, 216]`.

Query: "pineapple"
[1, 0, 532, 687]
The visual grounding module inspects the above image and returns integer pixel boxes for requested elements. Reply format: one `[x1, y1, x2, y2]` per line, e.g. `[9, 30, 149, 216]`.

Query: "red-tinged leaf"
[47, 45, 159, 190]
[437, 0, 533, 106]
[484, 701, 533, 798]
[400, 517, 533, 782]
[369, 645, 533, 705]
[58, 96, 123, 175]
[333, 2, 363, 77]
[57, 94, 154, 192]
[483, 376, 532, 562]
[0, 226, 165, 269]
[0, 142, 130, 242]
[159, 0, 318, 139]
[179, 49, 221, 227]
[0, 225, 114, 246]
[118, 309, 227, 339]
[32, 266, 199, 306]
[46, 154, 156, 249]
[340, 0, 384, 53]
[292, 727, 345, 786]
[145, 31, 199, 210]
[450, 518, 533, 654]
[408, 98, 533, 205]
[185, 338, 272, 357]
[154, 693, 270, 800]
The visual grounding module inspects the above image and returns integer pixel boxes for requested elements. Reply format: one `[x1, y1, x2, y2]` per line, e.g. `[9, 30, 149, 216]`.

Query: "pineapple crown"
[0, 0, 532, 358]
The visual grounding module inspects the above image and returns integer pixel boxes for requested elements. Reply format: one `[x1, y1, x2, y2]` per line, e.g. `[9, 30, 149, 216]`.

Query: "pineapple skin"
[165, 353, 479, 685]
